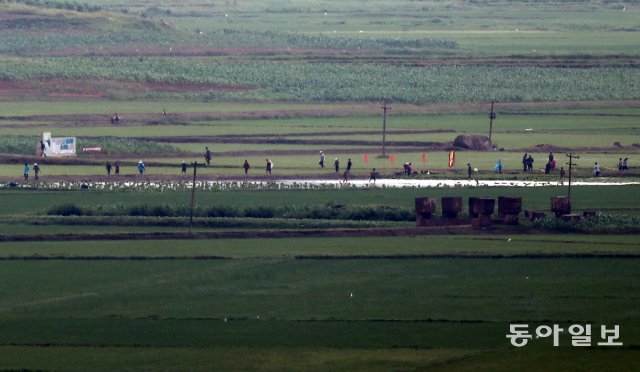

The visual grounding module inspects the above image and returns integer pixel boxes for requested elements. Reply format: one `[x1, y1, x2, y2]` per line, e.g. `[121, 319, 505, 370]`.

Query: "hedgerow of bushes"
[0, 0, 102, 12]
[532, 214, 640, 234]
[0, 135, 178, 155]
[46, 202, 415, 222]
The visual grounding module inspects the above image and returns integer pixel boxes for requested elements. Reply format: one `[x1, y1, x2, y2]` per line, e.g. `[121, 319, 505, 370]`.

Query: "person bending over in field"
[138, 161, 146, 175]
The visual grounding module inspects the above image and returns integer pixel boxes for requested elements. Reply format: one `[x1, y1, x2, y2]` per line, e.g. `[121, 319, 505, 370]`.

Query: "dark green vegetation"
[45, 201, 415, 222]
[1, 185, 636, 215]
[0, 135, 178, 155]
[1, 0, 639, 369]
[533, 214, 640, 233]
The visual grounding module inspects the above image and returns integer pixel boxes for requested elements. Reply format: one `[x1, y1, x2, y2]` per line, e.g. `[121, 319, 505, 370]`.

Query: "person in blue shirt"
[23, 163, 29, 181]
[494, 159, 503, 174]
[138, 161, 146, 174]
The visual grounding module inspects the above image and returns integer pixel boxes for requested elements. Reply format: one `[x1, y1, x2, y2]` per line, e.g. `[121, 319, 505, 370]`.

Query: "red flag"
[389, 154, 395, 164]
[448, 151, 455, 168]
[363, 154, 369, 164]
[421, 152, 426, 164]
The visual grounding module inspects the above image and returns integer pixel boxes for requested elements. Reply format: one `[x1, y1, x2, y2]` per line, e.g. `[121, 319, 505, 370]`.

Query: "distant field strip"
[2, 59, 639, 103]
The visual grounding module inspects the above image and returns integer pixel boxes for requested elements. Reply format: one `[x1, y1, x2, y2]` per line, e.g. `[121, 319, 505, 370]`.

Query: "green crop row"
[533, 214, 640, 234]
[0, 0, 102, 12]
[2, 58, 639, 103]
[46, 202, 415, 221]
[0, 135, 178, 155]
[27, 213, 405, 229]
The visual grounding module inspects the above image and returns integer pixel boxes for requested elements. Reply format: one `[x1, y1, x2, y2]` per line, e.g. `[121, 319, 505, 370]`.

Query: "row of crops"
[0, 26, 457, 55]
[0, 0, 102, 12]
[1, 57, 638, 103]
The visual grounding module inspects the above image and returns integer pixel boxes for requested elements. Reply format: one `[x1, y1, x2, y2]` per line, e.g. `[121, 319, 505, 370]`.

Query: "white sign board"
[42, 132, 76, 157]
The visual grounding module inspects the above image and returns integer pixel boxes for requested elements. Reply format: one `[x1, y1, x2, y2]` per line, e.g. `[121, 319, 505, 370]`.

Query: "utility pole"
[189, 161, 198, 233]
[566, 153, 579, 212]
[381, 101, 391, 156]
[488, 101, 497, 142]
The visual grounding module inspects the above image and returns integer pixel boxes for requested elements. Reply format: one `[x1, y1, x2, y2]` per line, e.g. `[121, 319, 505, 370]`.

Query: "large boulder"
[453, 134, 493, 151]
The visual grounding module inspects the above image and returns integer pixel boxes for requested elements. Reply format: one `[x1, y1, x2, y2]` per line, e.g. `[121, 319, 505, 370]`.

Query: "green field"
[1, 186, 639, 215]
[0, 235, 638, 370]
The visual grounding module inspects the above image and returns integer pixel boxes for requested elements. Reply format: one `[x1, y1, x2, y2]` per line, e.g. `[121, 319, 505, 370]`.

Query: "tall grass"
[46, 202, 415, 221]
[533, 214, 640, 234]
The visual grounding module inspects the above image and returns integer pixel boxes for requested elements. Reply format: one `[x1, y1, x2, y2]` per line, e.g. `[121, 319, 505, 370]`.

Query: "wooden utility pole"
[381, 101, 391, 156]
[189, 161, 198, 233]
[566, 153, 579, 212]
[488, 101, 497, 142]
